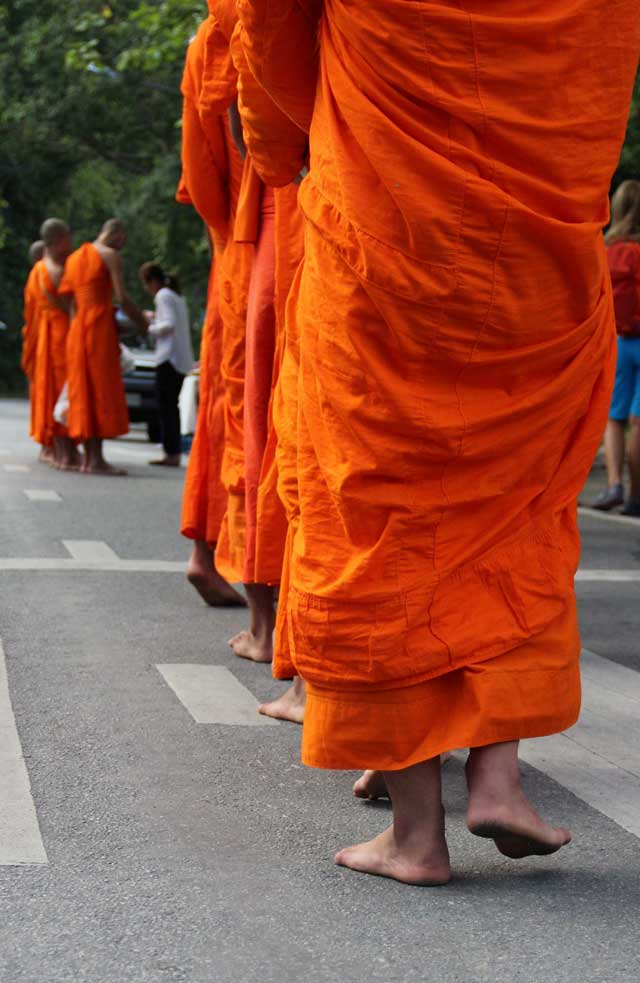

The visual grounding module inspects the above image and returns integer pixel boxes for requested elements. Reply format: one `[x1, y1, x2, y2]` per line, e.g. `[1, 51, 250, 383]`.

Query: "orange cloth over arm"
[21, 269, 39, 381]
[239, 0, 640, 771]
[231, 22, 307, 187]
[59, 243, 129, 442]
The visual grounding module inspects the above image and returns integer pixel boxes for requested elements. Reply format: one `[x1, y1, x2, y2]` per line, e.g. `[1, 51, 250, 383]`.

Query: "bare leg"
[258, 676, 306, 723]
[229, 583, 275, 662]
[57, 437, 83, 471]
[82, 437, 127, 476]
[186, 540, 246, 607]
[627, 416, 640, 497]
[466, 741, 571, 858]
[335, 757, 451, 885]
[354, 753, 454, 801]
[604, 419, 625, 487]
[39, 445, 55, 465]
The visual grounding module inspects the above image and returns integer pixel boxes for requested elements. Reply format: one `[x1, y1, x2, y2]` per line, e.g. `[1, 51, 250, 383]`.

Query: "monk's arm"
[231, 22, 307, 185]
[237, 0, 321, 134]
[103, 251, 148, 334]
[21, 288, 37, 379]
[181, 95, 231, 236]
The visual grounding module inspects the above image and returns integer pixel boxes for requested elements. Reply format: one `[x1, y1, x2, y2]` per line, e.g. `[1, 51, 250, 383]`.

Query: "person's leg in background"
[593, 337, 631, 510]
[151, 361, 184, 467]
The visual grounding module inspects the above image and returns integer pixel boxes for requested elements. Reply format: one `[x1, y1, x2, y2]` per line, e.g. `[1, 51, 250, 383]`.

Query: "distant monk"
[60, 219, 147, 475]
[239, 0, 640, 885]
[28, 219, 80, 470]
[22, 240, 50, 461]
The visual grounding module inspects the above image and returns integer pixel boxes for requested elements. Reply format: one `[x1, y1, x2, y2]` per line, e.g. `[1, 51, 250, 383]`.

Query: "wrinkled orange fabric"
[178, 18, 230, 546]
[28, 260, 70, 446]
[22, 266, 42, 441]
[191, 1, 255, 582]
[226, 14, 307, 586]
[60, 243, 129, 442]
[239, 0, 640, 770]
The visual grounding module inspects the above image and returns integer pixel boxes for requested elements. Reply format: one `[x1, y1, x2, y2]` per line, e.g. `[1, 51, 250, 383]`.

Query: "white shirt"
[148, 287, 194, 376]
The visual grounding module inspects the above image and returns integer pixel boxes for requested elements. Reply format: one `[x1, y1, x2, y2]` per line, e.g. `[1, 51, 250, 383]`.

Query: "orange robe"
[239, 0, 640, 770]
[27, 261, 70, 446]
[60, 243, 129, 442]
[22, 267, 42, 442]
[178, 18, 232, 547]
[223, 14, 307, 586]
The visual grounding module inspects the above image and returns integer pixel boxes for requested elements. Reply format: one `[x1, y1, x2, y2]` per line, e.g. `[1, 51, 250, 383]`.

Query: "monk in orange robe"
[177, 18, 246, 607]
[230, 22, 307, 716]
[22, 239, 49, 461]
[239, 0, 640, 883]
[27, 219, 80, 470]
[60, 219, 148, 475]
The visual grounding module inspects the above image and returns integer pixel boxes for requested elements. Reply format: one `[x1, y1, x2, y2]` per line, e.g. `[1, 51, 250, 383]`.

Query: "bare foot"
[335, 824, 451, 886]
[354, 770, 389, 800]
[258, 677, 306, 723]
[186, 553, 246, 608]
[39, 447, 55, 466]
[466, 746, 571, 859]
[149, 455, 181, 468]
[228, 629, 273, 663]
[82, 462, 128, 476]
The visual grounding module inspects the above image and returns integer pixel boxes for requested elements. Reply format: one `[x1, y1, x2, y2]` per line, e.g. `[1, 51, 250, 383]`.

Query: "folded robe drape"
[238, 0, 640, 769]
[60, 243, 129, 442]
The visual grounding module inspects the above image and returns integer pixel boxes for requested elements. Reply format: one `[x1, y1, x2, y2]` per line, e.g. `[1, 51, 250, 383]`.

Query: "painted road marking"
[0, 555, 635, 581]
[576, 570, 640, 582]
[156, 665, 278, 726]
[0, 640, 47, 865]
[24, 490, 61, 502]
[578, 506, 640, 529]
[520, 649, 640, 840]
[3, 465, 30, 473]
[0, 558, 185, 572]
[62, 540, 119, 562]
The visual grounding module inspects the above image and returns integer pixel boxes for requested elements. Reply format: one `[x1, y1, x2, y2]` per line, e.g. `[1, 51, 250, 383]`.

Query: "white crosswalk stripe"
[62, 540, 120, 562]
[0, 640, 47, 865]
[3, 465, 30, 473]
[24, 489, 61, 502]
[157, 664, 278, 726]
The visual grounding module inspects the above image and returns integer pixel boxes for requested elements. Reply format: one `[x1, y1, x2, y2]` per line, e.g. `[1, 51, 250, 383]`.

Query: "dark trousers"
[155, 361, 185, 456]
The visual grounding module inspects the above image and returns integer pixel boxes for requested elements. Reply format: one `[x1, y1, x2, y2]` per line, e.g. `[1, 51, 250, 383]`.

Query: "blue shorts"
[610, 336, 640, 421]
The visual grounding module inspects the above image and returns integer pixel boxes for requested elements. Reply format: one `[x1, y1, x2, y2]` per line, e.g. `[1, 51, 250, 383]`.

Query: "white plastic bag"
[119, 343, 136, 376]
[53, 383, 69, 426]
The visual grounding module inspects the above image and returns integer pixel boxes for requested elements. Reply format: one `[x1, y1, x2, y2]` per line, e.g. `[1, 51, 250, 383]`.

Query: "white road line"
[62, 540, 119, 562]
[578, 506, 640, 529]
[0, 640, 47, 865]
[581, 648, 640, 703]
[24, 490, 61, 502]
[0, 558, 184, 572]
[157, 664, 278, 726]
[3, 465, 30, 473]
[519, 648, 640, 840]
[576, 570, 640, 582]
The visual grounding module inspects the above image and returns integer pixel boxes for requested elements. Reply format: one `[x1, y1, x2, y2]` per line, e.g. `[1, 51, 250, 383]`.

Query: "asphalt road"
[0, 397, 639, 983]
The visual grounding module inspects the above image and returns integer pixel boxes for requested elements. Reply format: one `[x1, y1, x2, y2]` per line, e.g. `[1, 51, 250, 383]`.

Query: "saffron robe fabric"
[238, 0, 640, 769]
[60, 243, 129, 442]
[22, 266, 44, 442]
[178, 17, 231, 546]
[28, 260, 70, 447]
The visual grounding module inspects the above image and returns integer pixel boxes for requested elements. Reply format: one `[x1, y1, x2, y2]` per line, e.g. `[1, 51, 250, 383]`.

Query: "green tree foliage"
[0, 0, 206, 393]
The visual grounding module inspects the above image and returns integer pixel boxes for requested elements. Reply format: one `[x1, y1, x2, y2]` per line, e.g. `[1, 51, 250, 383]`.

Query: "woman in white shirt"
[140, 262, 194, 467]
